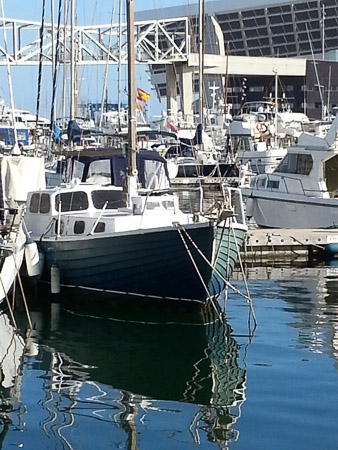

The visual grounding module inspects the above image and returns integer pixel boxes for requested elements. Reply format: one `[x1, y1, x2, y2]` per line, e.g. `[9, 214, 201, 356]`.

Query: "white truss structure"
[0, 17, 189, 66]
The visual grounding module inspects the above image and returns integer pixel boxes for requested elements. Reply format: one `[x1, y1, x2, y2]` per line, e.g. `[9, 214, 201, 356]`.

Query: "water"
[2, 263, 338, 449]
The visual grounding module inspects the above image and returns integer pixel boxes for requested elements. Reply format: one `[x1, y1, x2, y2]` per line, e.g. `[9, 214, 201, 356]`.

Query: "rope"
[12, 252, 33, 330]
[175, 223, 223, 320]
[36, 0, 46, 149]
[178, 224, 252, 302]
[230, 222, 257, 331]
[175, 225, 211, 299]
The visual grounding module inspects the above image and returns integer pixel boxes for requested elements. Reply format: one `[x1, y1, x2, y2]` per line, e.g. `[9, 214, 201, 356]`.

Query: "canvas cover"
[1, 156, 46, 208]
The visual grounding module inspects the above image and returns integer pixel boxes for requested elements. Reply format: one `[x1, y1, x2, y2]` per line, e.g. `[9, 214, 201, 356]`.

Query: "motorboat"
[242, 116, 338, 229]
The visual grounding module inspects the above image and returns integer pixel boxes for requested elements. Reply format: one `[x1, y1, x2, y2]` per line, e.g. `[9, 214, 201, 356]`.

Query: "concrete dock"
[241, 227, 338, 264]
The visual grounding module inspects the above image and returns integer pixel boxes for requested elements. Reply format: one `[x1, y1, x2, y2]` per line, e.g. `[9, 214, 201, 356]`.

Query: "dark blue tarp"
[73, 150, 170, 188]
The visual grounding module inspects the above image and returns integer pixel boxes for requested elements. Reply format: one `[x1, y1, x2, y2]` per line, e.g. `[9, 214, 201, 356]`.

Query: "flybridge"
[0, 16, 189, 65]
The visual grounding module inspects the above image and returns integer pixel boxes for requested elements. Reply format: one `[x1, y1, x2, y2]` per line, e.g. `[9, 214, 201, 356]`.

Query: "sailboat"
[23, 0, 247, 306]
[0, 6, 46, 305]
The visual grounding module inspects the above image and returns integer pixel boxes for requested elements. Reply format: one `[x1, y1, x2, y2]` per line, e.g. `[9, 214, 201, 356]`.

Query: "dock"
[241, 227, 338, 264]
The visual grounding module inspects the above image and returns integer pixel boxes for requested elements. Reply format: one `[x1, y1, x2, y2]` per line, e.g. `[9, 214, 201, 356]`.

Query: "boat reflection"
[25, 297, 247, 448]
[0, 310, 26, 444]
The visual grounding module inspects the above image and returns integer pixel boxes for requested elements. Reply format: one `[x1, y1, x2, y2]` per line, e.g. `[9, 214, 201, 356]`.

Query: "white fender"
[245, 197, 255, 219]
[25, 239, 41, 277]
[51, 264, 60, 294]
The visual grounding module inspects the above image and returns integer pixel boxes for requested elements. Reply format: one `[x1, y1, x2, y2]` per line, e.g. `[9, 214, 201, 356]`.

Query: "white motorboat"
[242, 116, 338, 229]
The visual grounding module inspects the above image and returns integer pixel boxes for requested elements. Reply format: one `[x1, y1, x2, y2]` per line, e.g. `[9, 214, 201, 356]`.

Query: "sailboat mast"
[70, 0, 75, 121]
[127, 0, 136, 175]
[117, 0, 122, 131]
[274, 69, 278, 148]
[198, 0, 204, 126]
[0, 1, 18, 148]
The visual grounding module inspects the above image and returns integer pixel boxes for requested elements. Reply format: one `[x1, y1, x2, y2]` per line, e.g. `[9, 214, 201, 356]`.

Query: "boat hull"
[37, 223, 246, 303]
[245, 191, 338, 229]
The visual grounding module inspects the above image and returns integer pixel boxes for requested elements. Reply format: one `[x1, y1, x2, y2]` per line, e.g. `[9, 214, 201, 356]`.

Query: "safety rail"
[256, 173, 327, 197]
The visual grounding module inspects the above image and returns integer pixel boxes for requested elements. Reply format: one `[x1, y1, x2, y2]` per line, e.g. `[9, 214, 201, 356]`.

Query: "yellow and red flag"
[136, 87, 150, 103]
[136, 101, 143, 111]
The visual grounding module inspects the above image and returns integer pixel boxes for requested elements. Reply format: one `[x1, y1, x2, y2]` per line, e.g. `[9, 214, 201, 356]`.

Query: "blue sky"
[1, 0, 196, 121]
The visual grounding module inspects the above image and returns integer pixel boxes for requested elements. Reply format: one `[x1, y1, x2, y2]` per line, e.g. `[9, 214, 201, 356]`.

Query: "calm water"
[2, 264, 338, 449]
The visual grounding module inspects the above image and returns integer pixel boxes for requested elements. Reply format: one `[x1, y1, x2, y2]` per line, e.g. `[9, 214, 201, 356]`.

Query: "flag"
[166, 120, 178, 133]
[136, 87, 150, 103]
[136, 101, 143, 111]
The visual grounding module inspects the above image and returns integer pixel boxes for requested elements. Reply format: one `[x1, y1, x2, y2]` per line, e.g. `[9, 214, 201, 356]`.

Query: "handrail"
[257, 172, 327, 197]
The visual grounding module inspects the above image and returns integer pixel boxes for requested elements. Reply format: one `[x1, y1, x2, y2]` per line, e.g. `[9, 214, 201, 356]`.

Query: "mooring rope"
[176, 223, 251, 302]
[230, 222, 257, 330]
[175, 225, 222, 320]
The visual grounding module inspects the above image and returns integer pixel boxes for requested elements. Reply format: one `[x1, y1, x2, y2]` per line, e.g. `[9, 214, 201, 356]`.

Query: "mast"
[274, 69, 278, 148]
[98, 2, 115, 130]
[117, 0, 123, 131]
[0, 0, 18, 150]
[70, 0, 75, 121]
[198, 0, 204, 127]
[127, 0, 136, 175]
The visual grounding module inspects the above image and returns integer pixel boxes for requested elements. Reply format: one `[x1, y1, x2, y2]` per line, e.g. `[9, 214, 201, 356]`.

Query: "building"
[136, 0, 338, 120]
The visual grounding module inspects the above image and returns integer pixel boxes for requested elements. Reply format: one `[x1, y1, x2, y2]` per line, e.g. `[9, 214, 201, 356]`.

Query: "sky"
[0, 0, 198, 122]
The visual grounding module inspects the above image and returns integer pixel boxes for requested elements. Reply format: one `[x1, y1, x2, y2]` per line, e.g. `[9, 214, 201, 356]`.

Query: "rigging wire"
[36, 0, 46, 150]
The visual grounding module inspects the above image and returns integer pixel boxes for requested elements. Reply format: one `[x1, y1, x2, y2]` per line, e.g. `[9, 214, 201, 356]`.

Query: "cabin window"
[86, 160, 112, 184]
[325, 154, 338, 194]
[275, 153, 313, 175]
[267, 180, 280, 189]
[162, 200, 174, 209]
[55, 192, 89, 212]
[257, 177, 266, 188]
[55, 220, 64, 234]
[40, 194, 50, 213]
[94, 222, 105, 233]
[29, 193, 50, 214]
[146, 201, 161, 210]
[74, 220, 85, 234]
[143, 160, 170, 190]
[92, 190, 125, 209]
[72, 160, 85, 181]
[29, 193, 40, 213]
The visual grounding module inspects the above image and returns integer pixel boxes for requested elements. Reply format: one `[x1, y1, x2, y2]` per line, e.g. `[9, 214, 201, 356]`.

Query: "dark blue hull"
[38, 224, 246, 303]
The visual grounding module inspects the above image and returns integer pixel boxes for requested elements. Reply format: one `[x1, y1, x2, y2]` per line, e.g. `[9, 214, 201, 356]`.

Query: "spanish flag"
[136, 87, 150, 103]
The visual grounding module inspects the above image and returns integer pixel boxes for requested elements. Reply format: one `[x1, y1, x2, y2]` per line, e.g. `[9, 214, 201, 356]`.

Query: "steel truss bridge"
[0, 17, 189, 66]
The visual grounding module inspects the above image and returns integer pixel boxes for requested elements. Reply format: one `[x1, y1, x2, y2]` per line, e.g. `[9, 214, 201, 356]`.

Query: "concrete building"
[136, 0, 338, 120]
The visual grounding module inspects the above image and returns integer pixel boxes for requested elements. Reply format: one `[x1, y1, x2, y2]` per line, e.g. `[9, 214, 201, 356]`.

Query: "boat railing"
[0, 206, 25, 237]
[223, 186, 246, 226]
[263, 173, 326, 197]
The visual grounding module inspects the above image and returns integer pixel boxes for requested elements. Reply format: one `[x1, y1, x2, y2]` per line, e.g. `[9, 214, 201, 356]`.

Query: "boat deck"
[241, 227, 338, 263]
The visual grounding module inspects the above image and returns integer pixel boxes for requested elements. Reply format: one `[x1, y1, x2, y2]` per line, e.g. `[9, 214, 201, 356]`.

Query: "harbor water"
[1, 263, 338, 449]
